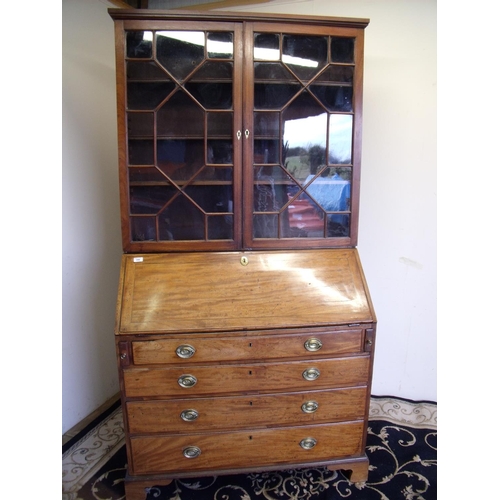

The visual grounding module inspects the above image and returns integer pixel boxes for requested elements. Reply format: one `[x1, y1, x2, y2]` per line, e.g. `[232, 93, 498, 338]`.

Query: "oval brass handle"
[304, 338, 322, 352]
[176, 344, 196, 359]
[302, 368, 320, 381]
[180, 409, 199, 422]
[178, 374, 197, 388]
[301, 401, 319, 413]
[300, 437, 317, 450]
[183, 446, 201, 459]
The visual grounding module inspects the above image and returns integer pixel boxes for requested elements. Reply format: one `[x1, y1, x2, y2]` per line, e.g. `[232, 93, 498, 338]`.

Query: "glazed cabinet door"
[242, 22, 365, 249]
[114, 20, 244, 252]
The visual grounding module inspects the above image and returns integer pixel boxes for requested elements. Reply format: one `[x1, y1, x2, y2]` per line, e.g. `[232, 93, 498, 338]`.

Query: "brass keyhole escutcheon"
[241, 256, 249, 266]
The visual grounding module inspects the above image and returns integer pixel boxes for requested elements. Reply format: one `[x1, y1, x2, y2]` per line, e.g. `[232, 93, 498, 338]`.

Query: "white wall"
[62, 0, 122, 433]
[62, 0, 436, 433]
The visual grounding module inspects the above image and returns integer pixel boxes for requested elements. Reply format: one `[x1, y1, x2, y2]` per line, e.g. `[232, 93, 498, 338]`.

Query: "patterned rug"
[62, 396, 436, 500]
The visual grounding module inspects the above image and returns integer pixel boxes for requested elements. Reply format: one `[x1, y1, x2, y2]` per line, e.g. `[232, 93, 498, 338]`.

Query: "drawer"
[131, 329, 364, 365]
[130, 421, 365, 475]
[126, 386, 368, 434]
[123, 356, 370, 398]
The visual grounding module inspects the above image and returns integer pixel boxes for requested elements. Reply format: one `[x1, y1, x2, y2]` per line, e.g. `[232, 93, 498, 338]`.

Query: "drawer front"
[126, 386, 368, 434]
[131, 329, 364, 365]
[130, 421, 365, 475]
[123, 356, 370, 398]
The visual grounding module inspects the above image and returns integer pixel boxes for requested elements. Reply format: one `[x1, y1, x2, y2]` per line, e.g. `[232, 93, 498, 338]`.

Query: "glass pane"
[196, 166, 233, 182]
[254, 139, 279, 164]
[328, 214, 350, 237]
[184, 184, 232, 212]
[254, 33, 280, 60]
[310, 84, 352, 112]
[129, 140, 154, 165]
[254, 177, 289, 212]
[254, 112, 280, 137]
[131, 216, 157, 241]
[282, 34, 327, 81]
[254, 83, 301, 109]
[207, 32, 233, 58]
[253, 214, 278, 238]
[157, 139, 204, 179]
[185, 82, 232, 109]
[207, 140, 233, 164]
[331, 37, 355, 63]
[254, 165, 291, 182]
[304, 169, 351, 212]
[130, 185, 175, 214]
[316, 65, 354, 84]
[126, 31, 153, 58]
[329, 115, 352, 164]
[283, 92, 328, 181]
[128, 112, 154, 137]
[193, 61, 233, 80]
[129, 167, 167, 183]
[127, 81, 175, 110]
[157, 91, 204, 137]
[157, 31, 205, 80]
[287, 193, 324, 237]
[208, 215, 233, 239]
[158, 196, 205, 240]
[127, 61, 168, 80]
[254, 62, 295, 81]
[208, 112, 233, 137]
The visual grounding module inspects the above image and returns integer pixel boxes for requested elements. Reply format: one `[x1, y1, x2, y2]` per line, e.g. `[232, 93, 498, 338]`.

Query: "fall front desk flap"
[115, 249, 375, 334]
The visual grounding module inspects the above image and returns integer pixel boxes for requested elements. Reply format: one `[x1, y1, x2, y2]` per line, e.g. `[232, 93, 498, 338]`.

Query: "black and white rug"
[62, 396, 436, 500]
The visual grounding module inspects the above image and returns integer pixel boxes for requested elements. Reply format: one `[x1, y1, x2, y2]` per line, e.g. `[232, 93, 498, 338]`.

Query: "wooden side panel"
[126, 386, 367, 434]
[117, 249, 375, 334]
[130, 421, 365, 475]
[123, 356, 369, 398]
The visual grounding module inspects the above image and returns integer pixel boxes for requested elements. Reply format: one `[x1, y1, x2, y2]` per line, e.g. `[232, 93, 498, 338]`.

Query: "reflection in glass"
[207, 32, 233, 58]
[254, 112, 280, 137]
[128, 139, 154, 165]
[127, 81, 175, 110]
[329, 115, 352, 164]
[126, 31, 153, 58]
[254, 62, 295, 81]
[254, 33, 280, 60]
[282, 35, 327, 80]
[131, 216, 156, 241]
[127, 61, 168, 80]
[253, 214, 279, 238]
[194, 61, 233, 80]
[157, 91, 204, 137]
[184, 184, 232, 212]
[157, 31, 205, 80]
[254, 139, 279, 164]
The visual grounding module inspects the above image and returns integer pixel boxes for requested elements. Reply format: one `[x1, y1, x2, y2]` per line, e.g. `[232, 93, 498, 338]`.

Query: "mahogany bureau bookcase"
[108, 9, 376, 500]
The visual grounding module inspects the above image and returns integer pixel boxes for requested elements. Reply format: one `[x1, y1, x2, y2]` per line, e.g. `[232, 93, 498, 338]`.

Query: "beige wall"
[62, 0, 436, 433]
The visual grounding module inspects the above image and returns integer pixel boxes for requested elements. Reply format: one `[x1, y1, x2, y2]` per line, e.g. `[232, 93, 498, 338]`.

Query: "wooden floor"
[62, 393, 121, 446]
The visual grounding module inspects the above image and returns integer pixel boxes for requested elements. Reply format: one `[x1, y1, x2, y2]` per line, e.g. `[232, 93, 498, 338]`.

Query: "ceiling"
[108, 0, 274, 10]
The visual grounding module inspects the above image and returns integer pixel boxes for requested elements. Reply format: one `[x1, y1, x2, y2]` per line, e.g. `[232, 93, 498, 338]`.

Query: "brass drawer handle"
[301, 401, 319, 413]
[302, 368, 320, 381]
[178, 374, 197, 388]
[180, 409, 199, 422]
[304, 338, 322, 352]
[300, 437, 317, 450]
[176, 344, 196, 359]
[183, 446, 201, 459]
